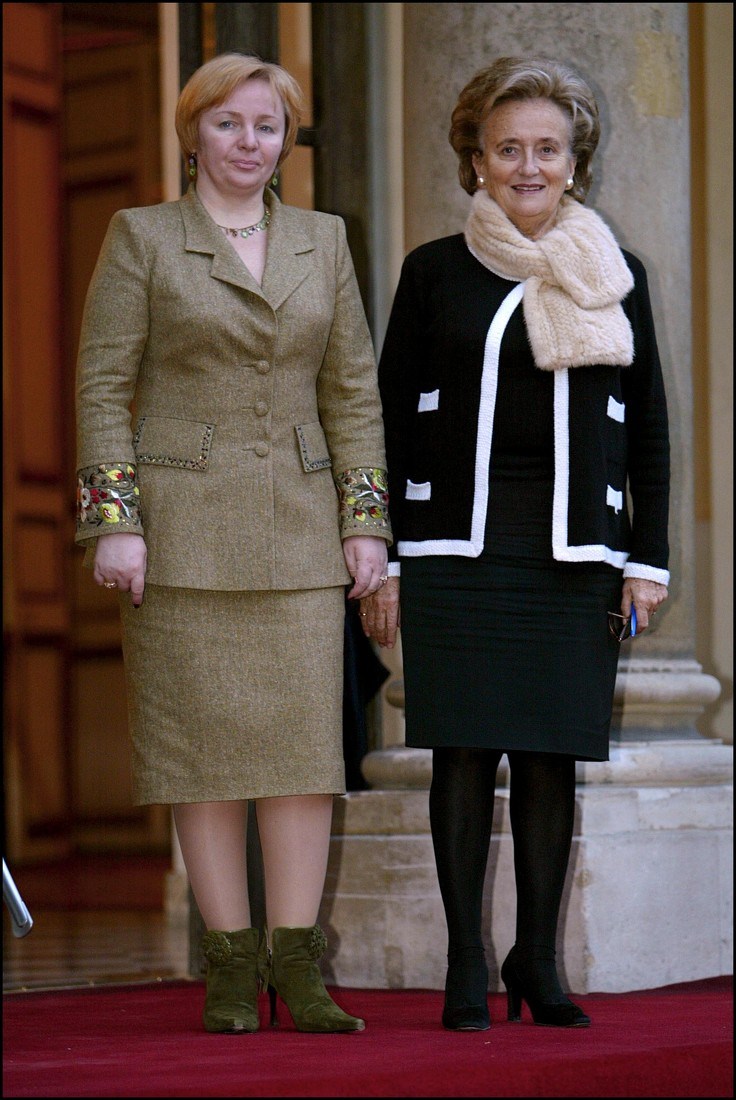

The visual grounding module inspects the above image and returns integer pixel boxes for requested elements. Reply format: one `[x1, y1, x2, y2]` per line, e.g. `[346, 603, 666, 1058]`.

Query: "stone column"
[320, 3, 731, 994]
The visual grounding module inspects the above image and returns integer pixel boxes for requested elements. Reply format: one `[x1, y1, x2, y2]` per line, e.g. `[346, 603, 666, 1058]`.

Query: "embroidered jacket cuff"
[623, 561, 670, 586]
[335, 467, 392, 543]
[76, 462, 143, 541]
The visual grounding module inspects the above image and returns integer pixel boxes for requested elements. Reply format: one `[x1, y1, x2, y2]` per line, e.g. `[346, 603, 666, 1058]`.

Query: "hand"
[621, 578, 668, 633]
[359, 577, 400, 649]
[343, 535, 389, 599]
[93, 533, 147, 607]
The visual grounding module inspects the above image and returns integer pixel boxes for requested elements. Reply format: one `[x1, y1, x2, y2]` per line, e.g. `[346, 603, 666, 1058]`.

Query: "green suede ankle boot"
[201, 927, 266, 1033]
[267, 925, 365, 1032]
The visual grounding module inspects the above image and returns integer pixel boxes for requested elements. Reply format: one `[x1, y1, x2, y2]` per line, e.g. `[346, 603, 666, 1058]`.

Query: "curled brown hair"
[175, 53, 304, 173]
[449, 57, 600, 202]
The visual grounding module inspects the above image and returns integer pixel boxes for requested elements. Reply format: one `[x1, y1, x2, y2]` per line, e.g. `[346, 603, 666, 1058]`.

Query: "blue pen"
[630, 604, 637, 638]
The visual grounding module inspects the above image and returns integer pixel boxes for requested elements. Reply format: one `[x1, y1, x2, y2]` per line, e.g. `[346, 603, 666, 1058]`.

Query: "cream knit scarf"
[464, 190, 634, 370]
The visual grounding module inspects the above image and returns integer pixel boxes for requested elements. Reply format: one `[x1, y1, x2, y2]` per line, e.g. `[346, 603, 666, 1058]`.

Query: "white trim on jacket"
[396, 281, 670, 586]
[398, 281, 524, 558]
[551, 370, 628, 568]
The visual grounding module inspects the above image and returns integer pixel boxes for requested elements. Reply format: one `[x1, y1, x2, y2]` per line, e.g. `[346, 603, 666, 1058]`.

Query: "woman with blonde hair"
[75, 53, 392, 1034]
[362, 56, 670, 1031]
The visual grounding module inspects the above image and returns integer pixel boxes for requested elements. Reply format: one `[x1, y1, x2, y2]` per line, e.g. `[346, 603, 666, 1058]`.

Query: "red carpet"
[3, 977, 732, 1098]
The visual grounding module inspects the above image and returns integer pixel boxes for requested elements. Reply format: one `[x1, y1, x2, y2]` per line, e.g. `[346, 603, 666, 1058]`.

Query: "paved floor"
[3, 908, 190, 993]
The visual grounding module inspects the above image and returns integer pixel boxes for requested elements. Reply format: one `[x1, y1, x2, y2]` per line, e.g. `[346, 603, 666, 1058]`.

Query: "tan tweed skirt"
[118, 584, 347, 805]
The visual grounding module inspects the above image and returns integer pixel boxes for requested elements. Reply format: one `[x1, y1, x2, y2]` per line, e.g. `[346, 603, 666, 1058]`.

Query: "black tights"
[429, 747, 576, 982]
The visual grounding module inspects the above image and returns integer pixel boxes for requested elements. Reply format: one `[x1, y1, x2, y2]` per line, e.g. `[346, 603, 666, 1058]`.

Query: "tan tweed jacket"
[75, 187, 390, 590]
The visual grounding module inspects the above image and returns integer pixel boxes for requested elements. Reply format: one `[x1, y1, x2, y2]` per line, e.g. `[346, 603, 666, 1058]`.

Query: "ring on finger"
[103, 580, 117, 589]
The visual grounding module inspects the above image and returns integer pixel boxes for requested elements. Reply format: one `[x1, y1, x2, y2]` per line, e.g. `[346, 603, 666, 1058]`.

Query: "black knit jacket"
[378, 234, 670, 584]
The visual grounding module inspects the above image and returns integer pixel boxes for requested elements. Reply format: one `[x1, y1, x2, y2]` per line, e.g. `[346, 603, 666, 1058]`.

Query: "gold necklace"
[217, 208, 271, 238]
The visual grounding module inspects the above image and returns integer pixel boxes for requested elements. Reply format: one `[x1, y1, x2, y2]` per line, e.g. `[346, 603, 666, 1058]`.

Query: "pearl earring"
[477, 176, 485, 186]
[566, 177, 574, 189]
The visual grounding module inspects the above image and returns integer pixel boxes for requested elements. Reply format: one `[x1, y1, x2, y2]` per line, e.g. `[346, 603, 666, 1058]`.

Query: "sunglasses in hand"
[608, 605, 637, 642]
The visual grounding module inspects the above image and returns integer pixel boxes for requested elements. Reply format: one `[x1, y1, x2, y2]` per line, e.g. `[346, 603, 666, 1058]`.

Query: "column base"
[318, 741, 732, 993]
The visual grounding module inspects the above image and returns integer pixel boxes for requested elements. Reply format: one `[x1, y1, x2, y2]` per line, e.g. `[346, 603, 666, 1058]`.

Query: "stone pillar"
[319, 3, 732, 994]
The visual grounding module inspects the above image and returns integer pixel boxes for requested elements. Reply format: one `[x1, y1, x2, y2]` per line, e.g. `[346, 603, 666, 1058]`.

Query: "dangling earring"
[188, 153, 197, 179]
[271, 170, 280, 188]
[566, 176, 574, 190]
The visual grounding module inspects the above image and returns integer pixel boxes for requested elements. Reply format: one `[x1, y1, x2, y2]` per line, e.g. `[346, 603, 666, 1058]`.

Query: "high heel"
[442, 948, 491, 1031]
[267, 983, 278, 1026]
[201, 927, 267, 1033]
[268, 925, 365, 1032]
[500, 945, 590, 1028]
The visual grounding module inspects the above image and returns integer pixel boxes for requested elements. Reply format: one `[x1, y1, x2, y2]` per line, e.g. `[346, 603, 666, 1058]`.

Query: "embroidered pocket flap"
[295, 422, 332, 472]
[133, 416, 214, 470]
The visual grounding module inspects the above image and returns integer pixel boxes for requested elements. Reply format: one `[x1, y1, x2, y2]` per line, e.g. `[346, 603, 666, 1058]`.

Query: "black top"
[484, 299, 554, 562]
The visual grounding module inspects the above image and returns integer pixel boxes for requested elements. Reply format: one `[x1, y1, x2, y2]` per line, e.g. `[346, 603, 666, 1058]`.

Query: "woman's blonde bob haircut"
[449, 57, 600, 203]
[175, 53, 304, 172]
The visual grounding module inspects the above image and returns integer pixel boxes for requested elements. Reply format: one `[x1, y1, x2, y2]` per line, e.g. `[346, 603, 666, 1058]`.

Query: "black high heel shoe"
[500, 945, 590, 1028]
[442, 949, 491, 1031]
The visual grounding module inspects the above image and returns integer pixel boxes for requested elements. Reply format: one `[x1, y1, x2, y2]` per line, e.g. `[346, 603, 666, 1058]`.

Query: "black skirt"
[399, 460, 624, 762]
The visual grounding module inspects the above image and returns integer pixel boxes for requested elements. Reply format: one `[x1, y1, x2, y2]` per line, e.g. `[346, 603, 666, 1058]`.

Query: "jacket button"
[254, 441, 270, 457]
[254, 400, 269, 417]
[256, 360, 271, 374]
